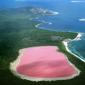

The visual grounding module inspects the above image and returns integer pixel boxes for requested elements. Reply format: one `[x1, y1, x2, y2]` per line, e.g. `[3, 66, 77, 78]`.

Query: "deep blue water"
[0, 0, 85, 61]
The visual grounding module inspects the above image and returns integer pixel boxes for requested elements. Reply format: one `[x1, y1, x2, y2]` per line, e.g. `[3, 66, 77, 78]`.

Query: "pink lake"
[16, 46, 79, 80]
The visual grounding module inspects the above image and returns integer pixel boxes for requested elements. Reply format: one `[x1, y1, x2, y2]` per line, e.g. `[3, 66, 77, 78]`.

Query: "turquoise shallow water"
[0, 0, 85, 61]
[28, 0, 85, 61]
[68, 34, 85, 61]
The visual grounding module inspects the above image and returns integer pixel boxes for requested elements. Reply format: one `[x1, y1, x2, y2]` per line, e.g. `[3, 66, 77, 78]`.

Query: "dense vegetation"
[0, 7, 85, 85]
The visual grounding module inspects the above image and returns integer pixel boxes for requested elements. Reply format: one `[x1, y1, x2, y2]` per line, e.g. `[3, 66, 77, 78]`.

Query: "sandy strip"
[10, 46, 80, 82]
[35, 23, 42, 28]
[74, 33, 83, 40]
[63, 33, 85, 62]
[35, 20, 52, 28]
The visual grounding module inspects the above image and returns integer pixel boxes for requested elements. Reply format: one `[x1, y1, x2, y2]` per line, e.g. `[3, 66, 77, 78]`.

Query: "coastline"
[10, 46, 80, 82]
[35, 20, 52, 29]
[0, 5, 85, 85]
[63, 32, 85, 63]
[35, 19, 85, 62]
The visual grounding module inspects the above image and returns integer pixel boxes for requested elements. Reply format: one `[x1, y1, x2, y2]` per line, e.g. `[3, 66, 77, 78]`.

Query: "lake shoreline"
[10, 46, 80, 82]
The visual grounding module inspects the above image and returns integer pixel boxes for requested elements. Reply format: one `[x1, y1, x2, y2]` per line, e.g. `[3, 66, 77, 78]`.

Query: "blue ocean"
[0, 0, 85, 61]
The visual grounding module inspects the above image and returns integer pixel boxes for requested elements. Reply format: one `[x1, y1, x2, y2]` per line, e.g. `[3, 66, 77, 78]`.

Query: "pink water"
[16, 46, 77, 78]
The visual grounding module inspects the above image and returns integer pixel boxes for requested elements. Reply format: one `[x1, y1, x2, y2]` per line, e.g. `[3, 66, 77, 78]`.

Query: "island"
[30, 8, 59, 15]
[0, 6, 85, 85]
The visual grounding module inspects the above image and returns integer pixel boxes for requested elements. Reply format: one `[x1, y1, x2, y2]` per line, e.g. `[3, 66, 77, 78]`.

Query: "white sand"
[10, 46, 80, 82]
[63, 33, 85, 62]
